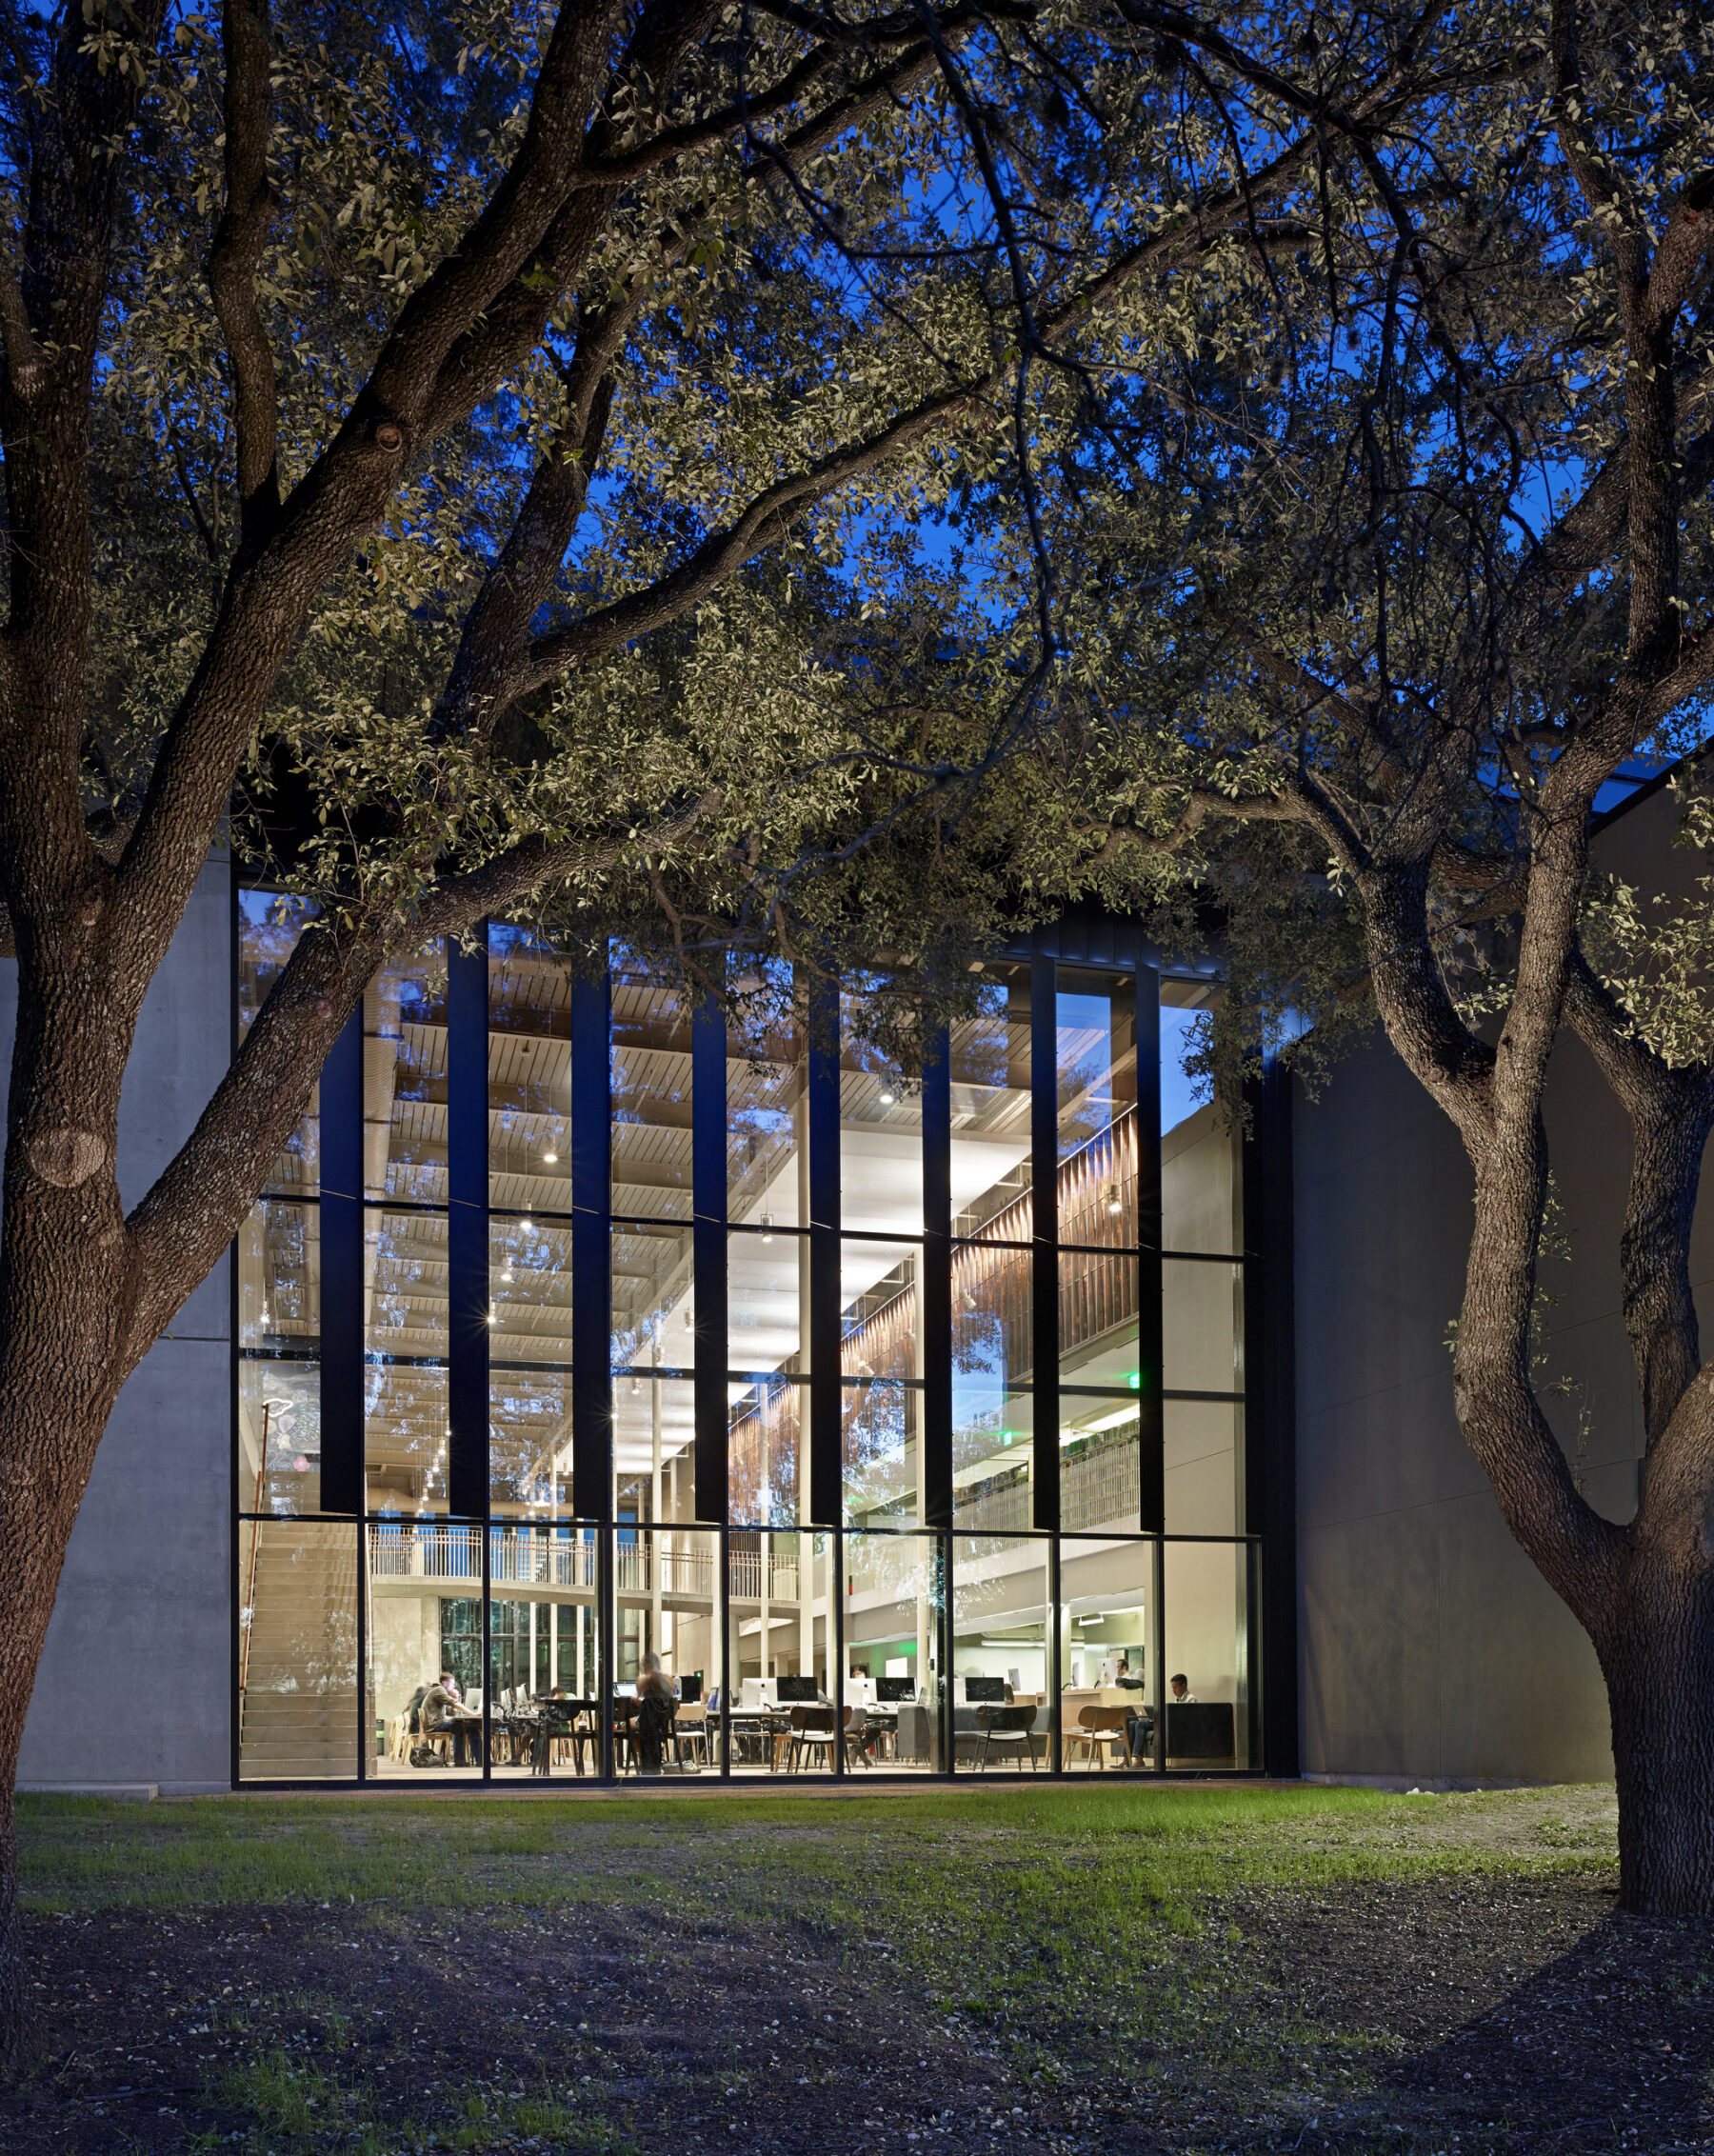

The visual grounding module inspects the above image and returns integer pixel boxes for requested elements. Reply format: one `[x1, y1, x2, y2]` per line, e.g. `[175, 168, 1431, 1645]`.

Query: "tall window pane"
[1165, 1401, 1242, 1535]
[951, 1377, 1032, 1531]
[727, 993, 804, 1228]
[728, 1227, 805, 1373]
[840, 985, 924, 1235]
[1056, 971, 1138, 1248]
[844, 1531, 942, 1770]
[238, 890, 320, 1195]
[1061, 1535, 1155, 1772]
[1162, 984, 1241, 1254]
[240, 1208, 321, 1513]
[369, 1536, 485, 1781]
[1163, 1259, 1243, 1394]
[237, 1520, 357, 1780]
[611, 962, 691, 1221]
[488, 926, 573, 1218]
[1163, 1539, 1254, 1768]
[610, 1526, 720, 1775]
[238, 895, 323, 1517]
[725, 1529, 832, 1771]
[949, 970, 1031, 1238]
[728, 1375, 803, 1527]
[1059, 1394, 1141, 1533]
[1058, 1248, 1139, 1388]
[950, 1533, 1048, 1773]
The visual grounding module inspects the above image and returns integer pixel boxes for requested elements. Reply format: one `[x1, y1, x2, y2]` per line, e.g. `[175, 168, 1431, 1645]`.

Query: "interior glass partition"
[235, 909, 1277, 1785]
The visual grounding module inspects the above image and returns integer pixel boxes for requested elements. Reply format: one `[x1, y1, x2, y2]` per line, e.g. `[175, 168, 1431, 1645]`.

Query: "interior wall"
[1292, 778, 1714, 1787]
[14, 849, 233, 1795]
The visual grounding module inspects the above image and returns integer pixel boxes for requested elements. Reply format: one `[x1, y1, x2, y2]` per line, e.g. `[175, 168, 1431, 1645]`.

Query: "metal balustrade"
[367, 1526, 748, 1601]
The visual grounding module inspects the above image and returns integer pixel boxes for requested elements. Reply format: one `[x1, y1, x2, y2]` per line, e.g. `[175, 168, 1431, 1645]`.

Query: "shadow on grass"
[1315, 1906, 1714, 2154]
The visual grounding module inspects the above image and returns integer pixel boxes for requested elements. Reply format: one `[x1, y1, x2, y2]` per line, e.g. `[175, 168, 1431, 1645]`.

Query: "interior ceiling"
[250, 950, 1140, 1500]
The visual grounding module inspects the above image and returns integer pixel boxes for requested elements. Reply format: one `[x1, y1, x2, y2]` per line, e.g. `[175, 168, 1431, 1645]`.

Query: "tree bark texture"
[1599, 1372, 1714, 1912]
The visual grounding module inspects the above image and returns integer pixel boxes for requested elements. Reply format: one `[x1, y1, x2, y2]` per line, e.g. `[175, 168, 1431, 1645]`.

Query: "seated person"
[1169, 1673, 1197, 1704]
[420, 1671, 474, 1767]
[1125, 1705, 1154, 1765]
[635, 1652, 675, 1774]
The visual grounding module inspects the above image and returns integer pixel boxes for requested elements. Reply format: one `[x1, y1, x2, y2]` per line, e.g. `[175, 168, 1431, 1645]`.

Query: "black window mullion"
[318, 1008, 364, 1516]
[447, 930, 490, 1521]
[830, 1527, 846, 1778]
[356, 1518, 368, 1779]
[570, 956, 612, 1523]
[719, 1519, 731, 1779]
[691, 993, 728, 1524]
[807, 976, 841, 1527]
[1029, 945, 1059, 1533]
[1047, 1533, 1063, 1776]
[1151, 1534, 1166, 1771]
[1245, 1058, 1297, 1778]
[922, 1025, 952, 1530]
[1137, 966, 1164, 1533]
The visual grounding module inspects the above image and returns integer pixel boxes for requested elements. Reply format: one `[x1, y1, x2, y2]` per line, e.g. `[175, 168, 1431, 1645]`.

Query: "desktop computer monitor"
[776, 1674, 819, 1704]
[877, 1677, 914, 1703]
[678, 1673, 703, 1704]
[965, 1675, 1006, 1704]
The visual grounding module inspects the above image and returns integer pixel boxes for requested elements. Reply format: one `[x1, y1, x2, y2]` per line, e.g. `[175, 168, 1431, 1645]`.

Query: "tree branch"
[1565, 950, 1714, 1445]
[206, 0, 282, 545]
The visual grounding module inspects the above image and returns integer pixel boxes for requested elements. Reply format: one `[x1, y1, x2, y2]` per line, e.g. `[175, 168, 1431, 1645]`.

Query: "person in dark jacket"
[635, 1653, 674, 1774]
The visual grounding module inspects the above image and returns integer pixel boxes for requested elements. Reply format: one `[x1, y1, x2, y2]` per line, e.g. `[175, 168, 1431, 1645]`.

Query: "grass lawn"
[5, 1779, 1702, 2154]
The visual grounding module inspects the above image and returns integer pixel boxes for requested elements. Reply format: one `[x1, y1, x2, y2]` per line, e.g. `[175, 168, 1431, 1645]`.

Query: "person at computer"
[421, 1672, 472, 1767]
[1169, 1674, 1196, 1703]
[635, 1652, 674, 1774]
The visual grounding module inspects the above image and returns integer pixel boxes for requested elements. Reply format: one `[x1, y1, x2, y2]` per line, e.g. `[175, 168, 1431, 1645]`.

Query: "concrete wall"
[13, 852, 232, 1795]
[1293, 776, 1714, 1787]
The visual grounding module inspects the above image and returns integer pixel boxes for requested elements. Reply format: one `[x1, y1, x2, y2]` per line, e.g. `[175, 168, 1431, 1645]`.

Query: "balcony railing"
[366, 1526, 793, 1603]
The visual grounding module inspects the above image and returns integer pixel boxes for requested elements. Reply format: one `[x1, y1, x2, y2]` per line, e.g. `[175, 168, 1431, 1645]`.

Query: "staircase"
[239, 1527, 362, 1778]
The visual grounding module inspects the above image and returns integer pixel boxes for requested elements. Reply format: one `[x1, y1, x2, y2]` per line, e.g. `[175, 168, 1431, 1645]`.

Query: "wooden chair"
[1063, 1704, 1128, 1769]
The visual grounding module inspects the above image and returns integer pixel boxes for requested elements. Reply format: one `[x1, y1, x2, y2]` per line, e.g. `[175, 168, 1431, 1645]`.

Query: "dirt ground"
[6, 1865, 1714, 2152]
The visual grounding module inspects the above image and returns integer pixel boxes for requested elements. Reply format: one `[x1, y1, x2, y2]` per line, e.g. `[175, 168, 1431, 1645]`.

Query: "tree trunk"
[1598, 1539, 1714, 1915]
[0, 1379, 112, 2073]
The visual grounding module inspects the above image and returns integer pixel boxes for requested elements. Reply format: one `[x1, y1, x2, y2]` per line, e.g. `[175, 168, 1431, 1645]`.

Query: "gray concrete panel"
[17, 1336, 231, 1792]
[10, 849, 233, 1790]
[1299, 1508, 1438, 1779]
[1431, 1492, 1611, 1785]
[1292, 790, 1678, 1786]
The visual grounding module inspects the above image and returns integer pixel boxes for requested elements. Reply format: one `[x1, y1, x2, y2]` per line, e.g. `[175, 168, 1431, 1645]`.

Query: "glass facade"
[234, 915, 1274, 1782]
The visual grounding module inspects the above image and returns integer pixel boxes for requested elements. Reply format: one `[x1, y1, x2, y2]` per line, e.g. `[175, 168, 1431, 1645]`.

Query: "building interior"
[235, 903, 1254, 1782]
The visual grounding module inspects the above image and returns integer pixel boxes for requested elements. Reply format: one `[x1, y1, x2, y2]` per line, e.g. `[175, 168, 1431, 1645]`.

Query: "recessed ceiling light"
[543, 1150, 558, 1165]
[878, 1088, 895, 1106]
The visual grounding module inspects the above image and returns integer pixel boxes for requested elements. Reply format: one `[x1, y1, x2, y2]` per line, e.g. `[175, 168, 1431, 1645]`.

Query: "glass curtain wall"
[235, 909, 1266, 1783]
